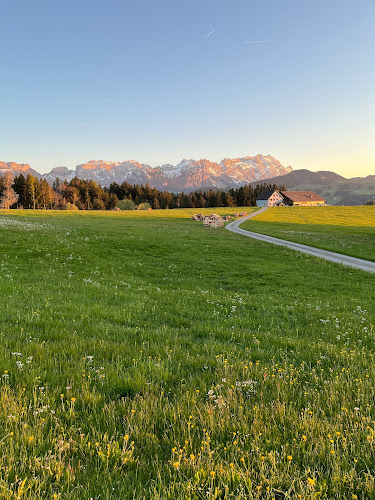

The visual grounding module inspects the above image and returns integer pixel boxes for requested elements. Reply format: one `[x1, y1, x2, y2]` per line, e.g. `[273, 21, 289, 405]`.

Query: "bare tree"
[0, 172, 19, 209]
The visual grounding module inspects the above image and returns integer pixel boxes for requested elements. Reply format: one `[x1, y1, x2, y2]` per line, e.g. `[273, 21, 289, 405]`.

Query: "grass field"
[0, 209, 374, 499]
[241, 206, 375, 262]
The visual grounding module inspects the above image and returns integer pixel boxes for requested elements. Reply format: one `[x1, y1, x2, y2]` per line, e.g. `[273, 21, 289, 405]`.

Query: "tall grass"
[0, 211, 374, 498]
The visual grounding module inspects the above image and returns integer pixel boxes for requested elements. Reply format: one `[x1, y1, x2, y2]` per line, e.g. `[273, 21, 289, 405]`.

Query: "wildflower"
[307, 478, 315, 486]
[229, 463, 234, 468]
[70, 397, 76, 403]
[173, 462, 180, 469]
[302, 435, 307, 442]
[330, 450, 335, 455]
[287, 455, 292, 461]
[240, 457, 245, 463]
[210, 471, 215, 477]
[190, 454, 195, 461]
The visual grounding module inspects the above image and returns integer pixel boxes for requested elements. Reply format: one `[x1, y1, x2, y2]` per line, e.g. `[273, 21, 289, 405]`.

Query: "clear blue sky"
[1, 0, 374, 177]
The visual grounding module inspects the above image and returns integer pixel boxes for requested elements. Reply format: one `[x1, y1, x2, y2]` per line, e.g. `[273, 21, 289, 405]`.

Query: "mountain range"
[1, 158, 373, 205]
[0, 155, 292, 191]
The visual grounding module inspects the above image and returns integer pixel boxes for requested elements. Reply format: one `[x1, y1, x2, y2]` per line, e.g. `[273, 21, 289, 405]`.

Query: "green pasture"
[241, 206, 375, 262]
[0, 210, 374, 499]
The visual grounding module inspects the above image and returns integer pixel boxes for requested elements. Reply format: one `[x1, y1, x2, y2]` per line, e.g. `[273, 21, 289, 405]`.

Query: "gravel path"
[226, 208, 375, 274]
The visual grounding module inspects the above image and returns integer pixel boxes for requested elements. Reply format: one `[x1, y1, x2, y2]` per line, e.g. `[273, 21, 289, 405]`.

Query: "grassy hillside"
[251, 169, 375, 206]
[241, 206, 375, 262]
[0, 210, 374, 499]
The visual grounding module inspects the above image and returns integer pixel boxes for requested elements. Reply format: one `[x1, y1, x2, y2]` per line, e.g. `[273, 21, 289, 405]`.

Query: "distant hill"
[254, 169, 375, 206]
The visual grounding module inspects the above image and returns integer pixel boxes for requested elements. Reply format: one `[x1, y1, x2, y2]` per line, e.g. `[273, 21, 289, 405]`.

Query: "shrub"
[117, 199, 136, 211]
[65, 202, 79, 211]
[138, 202, 152, 210]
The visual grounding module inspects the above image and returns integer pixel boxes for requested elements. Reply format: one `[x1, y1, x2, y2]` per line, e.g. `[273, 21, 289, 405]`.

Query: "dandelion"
[210, 471, 215, 477]
[330, 450, 335, 455]
[173, 462, 180, 469]
[287, 455, 292, 461]
[302, 435, 307, 442]
[307, 478, 315, 487]
[229, 463, 234, 468]
[70, 397, 76, 403]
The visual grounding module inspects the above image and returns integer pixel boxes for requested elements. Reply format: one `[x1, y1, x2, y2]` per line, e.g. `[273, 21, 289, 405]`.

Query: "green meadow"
[0, 209, 374, 499]
[241, 206, 375, 262]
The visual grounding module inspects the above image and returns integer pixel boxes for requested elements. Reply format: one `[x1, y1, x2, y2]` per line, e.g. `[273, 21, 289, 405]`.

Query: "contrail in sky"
[243, 40, 277, 44]
[204, 29, 215, 39]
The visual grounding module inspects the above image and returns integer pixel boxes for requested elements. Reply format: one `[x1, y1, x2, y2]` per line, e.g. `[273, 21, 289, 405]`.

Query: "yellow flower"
[190, 454, 195, 461]
[70, 397, 76, 402]
[210, 471, 215, 477]
[240, 457, 245, 463]
[287, 455, 292, 461]
[302, 435, 307, 442]
[173, 462, 180, 469]
[307, 478, 315, 486]
[229, 463, 234, 468]
[330, 450, 335, 455]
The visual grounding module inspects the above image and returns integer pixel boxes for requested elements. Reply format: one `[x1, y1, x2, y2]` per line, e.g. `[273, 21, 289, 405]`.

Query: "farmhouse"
[256, 190, 284, 207]
[281, 191, 325, 206]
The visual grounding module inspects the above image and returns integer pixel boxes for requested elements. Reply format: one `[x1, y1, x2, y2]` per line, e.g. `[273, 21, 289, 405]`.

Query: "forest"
[0, 172, 286, 210]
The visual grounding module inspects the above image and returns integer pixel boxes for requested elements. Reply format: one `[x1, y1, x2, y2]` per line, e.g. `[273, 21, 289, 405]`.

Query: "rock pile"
[190, 213, 205, 221]
[202, 214, 224, 228]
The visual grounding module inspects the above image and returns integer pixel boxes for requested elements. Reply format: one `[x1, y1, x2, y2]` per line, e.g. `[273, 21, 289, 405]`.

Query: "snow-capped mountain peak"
[2, 155, 293, 191]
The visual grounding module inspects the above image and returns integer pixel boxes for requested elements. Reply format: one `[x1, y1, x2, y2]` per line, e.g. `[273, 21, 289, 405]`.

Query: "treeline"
[0, 172, 286, 210]
[108, 181, 287, 208]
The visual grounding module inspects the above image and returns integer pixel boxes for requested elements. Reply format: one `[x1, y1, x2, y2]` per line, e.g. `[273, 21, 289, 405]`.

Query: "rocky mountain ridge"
[1, 155, 292, 191]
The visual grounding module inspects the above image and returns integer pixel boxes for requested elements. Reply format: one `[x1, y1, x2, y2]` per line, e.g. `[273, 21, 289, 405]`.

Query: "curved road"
[226, 207, 375, 274]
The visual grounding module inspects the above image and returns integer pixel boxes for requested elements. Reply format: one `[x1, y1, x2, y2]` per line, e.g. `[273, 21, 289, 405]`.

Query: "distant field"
[0, 206, 257, 219]
[0, 210, 374, 499]
[241, 206, 375, 262]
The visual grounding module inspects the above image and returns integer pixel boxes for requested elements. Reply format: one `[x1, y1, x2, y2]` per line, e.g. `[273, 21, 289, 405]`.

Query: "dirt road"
[226, 208, 375, 274]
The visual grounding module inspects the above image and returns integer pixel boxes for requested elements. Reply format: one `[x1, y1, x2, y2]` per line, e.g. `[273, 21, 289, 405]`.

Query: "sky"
[1, 0, 374, 177]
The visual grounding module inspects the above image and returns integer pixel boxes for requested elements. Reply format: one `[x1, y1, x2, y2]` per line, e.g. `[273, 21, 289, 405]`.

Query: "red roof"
[281, 191, 325, 202]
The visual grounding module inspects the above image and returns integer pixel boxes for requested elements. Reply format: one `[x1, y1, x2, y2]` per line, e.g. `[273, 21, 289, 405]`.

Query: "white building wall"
[256, 199, 269, 207]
